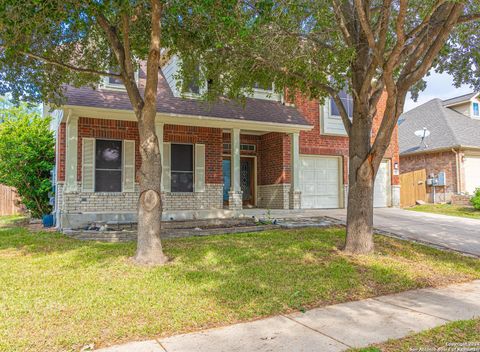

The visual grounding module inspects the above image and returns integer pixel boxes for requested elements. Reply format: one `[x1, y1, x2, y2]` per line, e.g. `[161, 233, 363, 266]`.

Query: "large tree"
[169, 0, 480, 254]
[0, 1, 172, 264]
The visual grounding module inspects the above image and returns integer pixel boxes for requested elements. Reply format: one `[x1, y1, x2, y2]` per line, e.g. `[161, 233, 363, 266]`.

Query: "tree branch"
[456, 13, 480, 24]
[10, 49, 121, 78]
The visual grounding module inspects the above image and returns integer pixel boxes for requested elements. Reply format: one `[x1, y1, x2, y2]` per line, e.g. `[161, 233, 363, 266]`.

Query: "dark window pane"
[187, 81, 200, 94]
[330, 90, 353, 118]
[171, 144, 193, 172]
[253, 82, 273, 91]
[95, 170, 122, 192]
[96, 140, 122, 169]
[171, 172, 193, 192]
[108, 76, 124, 85]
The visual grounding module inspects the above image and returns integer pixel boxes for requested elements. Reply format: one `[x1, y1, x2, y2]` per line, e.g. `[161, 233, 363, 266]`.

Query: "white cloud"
[404, 71, 473, 112]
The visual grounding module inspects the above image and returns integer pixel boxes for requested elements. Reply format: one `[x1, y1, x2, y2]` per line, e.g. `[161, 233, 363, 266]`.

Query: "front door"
[223, 157, 255, 206]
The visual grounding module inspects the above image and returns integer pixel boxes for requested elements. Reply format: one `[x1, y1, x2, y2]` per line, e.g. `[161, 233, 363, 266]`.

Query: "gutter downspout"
[451, 148, 461, 194]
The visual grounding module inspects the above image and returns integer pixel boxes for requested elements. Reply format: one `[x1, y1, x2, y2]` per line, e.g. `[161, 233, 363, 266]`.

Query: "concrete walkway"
[97, 280, 480, 352]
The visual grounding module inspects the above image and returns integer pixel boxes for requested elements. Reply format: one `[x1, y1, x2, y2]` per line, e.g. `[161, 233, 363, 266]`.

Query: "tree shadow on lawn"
[0, 226, 134, 265]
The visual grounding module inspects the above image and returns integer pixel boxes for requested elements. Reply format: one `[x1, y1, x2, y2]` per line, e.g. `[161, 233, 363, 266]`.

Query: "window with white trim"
[171, 144, 194, 192]
[95, 139, 122, 192]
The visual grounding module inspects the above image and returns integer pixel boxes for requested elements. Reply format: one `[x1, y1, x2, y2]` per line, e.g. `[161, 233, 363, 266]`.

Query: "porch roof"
[63, 71, 311, 129]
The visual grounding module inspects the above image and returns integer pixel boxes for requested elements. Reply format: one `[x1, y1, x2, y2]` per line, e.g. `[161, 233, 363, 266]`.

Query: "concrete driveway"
[317, 208, 480, 256]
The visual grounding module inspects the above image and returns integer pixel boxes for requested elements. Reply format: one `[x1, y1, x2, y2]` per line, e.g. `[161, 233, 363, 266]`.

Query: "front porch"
[55, 109, 309, 230]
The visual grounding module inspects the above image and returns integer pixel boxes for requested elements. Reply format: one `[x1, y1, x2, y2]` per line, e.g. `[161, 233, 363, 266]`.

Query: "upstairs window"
[95, 139, 122, 192]
[330, 90, 354, 118]
[171, 144, 194, 192]
[253, 82, 273, 92]
[473, 102, 479, 117]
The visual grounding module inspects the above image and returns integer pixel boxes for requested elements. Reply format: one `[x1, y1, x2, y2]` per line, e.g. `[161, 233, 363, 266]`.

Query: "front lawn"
[1, 222, 480, 351]
[352, 319, 480, 352]
[407, 204, 480, 219]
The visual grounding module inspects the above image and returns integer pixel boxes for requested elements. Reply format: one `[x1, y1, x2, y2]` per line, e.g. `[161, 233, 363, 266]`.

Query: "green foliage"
[168, 1, 480, 102]
[471, 188, 480, 210]
[0, 103, 54, 217]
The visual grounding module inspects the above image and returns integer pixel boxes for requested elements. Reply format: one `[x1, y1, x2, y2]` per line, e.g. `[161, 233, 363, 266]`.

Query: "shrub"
[0, 103, 54, 217]
[471, 188, 480, 210]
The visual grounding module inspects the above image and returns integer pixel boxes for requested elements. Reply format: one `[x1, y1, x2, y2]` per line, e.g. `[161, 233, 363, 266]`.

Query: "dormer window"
[473, 102, 479, 118]
[253, 82, 273, 92]
[101, 71, 139, 91]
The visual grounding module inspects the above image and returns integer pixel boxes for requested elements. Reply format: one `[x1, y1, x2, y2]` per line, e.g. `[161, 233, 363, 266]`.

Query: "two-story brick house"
[50, 58, 400, 229]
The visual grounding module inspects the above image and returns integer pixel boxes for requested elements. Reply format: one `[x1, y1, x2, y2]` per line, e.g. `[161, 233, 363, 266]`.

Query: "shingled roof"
[63, 70, 310, 127]
[399, 97, 480, 155]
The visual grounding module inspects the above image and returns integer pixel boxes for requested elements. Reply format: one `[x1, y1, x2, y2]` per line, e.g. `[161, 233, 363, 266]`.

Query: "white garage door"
[300, 156, 341, 208]
[464, 156, 480, 194]
[374, 160, 391, 208]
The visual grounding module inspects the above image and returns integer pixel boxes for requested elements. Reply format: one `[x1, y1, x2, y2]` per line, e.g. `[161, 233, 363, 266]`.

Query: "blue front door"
[223, 158, 254, 205]
[222, 159, 231, 202]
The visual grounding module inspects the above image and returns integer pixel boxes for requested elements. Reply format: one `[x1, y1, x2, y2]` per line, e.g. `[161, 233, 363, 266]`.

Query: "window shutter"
[82, 138, 95, 192]
[195, 144, 206, 192]
[162, 142, 171, 192]
[122, 140, 136, 192]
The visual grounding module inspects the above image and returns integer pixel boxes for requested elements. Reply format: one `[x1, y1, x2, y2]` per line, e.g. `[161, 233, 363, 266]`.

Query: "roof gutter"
[451, 148, 461, 194]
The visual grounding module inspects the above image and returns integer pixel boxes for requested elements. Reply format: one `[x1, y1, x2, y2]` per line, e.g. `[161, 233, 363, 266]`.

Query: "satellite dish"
[414, 127, 430, 138]
[414, 127, 430, 148]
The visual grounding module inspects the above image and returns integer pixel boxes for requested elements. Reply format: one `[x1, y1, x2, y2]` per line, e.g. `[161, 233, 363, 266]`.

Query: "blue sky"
[404, 71, 473, 112]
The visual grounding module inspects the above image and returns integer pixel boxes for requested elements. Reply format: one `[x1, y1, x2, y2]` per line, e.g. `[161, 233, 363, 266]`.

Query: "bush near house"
[471, 188, 480, 210]
[0, 104, 54, 217]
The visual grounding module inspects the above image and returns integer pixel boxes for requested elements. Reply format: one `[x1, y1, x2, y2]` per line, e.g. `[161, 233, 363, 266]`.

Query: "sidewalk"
[97, 280, 480, 352]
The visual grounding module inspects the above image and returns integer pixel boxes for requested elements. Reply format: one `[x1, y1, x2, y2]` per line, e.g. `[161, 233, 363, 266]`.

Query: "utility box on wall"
[437, 171, 447, 186]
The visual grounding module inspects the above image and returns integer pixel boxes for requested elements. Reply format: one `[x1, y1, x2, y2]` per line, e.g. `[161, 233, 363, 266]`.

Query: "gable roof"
[399, 98, 480, 155]
[62, 69, 310, 128]
[442, 92, 478, 106]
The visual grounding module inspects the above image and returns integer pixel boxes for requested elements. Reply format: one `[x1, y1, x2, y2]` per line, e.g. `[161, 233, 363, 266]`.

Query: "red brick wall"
[400, 151, 458, 195]
[164, 125, 223, 184]
[56, 118, 223, 184]
[258, 132, 291, 185]
[293, 90, 400, 186]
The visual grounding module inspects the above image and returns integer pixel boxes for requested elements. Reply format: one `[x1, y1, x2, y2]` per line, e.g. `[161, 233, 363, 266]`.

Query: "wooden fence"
[399, 169, 427, 207]
[0, 184, 24, 216]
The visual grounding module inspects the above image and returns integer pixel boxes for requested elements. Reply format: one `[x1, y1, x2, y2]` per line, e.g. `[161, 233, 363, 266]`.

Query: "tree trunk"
[133, 109, 168, 265]
[344, 103, 376, 254]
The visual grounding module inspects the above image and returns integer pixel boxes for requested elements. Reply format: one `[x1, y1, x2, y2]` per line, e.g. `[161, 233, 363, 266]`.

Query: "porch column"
[64, 113, 78, 193]
[289, 132, 301, 209]
[229, 128, 243, 210]
[155, 121, 164, 191]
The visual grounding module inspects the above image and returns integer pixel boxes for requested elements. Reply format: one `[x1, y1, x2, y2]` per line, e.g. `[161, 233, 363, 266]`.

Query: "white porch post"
[229, 128, 243, 210]
[64, 113, 78, 193]
[155, 121, 164, 191]
[289, 132, 301, 209]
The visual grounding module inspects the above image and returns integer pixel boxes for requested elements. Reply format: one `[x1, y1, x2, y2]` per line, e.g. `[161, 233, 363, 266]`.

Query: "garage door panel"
[300, 156, 341, 209]
[465, 156, 480, 194]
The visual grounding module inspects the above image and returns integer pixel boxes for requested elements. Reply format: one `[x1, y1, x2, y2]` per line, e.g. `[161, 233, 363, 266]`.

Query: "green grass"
[0, 215, 27, 226]
[407, 204, 480, 219]
[352, 319, 480, 352]
[1, 223, 480, 351]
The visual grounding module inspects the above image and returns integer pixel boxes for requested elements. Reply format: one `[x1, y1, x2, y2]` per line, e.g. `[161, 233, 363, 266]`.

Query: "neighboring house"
[399, 92, 480, 202]
[49, 59, 399, 229]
